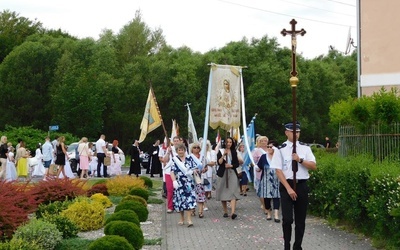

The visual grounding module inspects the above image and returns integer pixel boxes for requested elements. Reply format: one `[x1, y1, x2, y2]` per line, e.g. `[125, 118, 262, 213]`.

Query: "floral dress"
[256, 154, 280, 198]
[172, 156, 197, 211]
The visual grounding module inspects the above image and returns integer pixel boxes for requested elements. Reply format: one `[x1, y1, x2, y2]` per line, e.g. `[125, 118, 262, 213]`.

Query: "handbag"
[49, 164, 58, 175]
[193, 171, 202, 185]
[104, 156, 111, 166]
[203, 178, 210, 186]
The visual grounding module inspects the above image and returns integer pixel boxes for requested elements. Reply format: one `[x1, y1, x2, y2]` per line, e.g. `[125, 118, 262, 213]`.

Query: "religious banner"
[187, 104, 198, 144]
[170, 119, 179, 140]
[139, 87, 162, 143]
[209, 64, 241, 130]
[241, 115, 257, 182]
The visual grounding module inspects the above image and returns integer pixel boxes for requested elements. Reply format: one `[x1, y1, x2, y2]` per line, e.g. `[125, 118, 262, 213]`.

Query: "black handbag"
[203, 178, 210, 186]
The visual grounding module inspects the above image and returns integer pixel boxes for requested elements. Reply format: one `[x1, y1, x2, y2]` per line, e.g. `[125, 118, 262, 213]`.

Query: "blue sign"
[49, 125, 59, 131]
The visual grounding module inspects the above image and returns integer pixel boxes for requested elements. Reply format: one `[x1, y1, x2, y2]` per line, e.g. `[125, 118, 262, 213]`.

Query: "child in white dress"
[5, 147, 17, 182]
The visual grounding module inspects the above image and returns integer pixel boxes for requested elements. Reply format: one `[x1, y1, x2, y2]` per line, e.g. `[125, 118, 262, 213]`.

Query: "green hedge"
[308, 151, 400, 248]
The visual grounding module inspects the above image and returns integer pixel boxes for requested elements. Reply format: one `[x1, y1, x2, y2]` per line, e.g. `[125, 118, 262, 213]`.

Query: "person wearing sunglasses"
[256, 139, 281, 222]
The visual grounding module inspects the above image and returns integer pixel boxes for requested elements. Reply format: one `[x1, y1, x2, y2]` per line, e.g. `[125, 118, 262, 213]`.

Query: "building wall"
[360, 0, 400, 96]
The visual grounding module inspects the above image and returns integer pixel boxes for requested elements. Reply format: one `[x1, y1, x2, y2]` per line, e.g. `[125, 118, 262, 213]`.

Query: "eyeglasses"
[266, 146, 273, 148]
[193, 146, 200, 149]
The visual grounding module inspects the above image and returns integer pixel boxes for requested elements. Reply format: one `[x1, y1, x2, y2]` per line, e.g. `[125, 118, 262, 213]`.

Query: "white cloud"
[2, 0, 357, 59]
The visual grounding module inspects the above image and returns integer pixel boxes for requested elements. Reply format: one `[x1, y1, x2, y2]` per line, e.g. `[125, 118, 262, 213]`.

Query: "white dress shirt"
[270, 140, 316, 180]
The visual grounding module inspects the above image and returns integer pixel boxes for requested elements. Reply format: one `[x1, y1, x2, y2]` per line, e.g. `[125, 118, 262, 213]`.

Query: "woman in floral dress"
[190, 142, 207, 218]
[170, 143, 199, 227]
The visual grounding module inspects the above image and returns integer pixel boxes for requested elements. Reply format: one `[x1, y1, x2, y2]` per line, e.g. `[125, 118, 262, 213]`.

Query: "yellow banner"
[139, 89, 162, 142]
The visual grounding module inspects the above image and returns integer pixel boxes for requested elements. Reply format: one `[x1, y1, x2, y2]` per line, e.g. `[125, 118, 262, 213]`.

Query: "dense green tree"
[115, 10, 166, 64]
[50, 38, 119, 140]
[0, 10, 42, 63]
[0, 40, 60, 129]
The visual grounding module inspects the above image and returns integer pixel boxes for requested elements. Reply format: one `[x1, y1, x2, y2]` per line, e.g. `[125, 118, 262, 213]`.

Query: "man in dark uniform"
[270, 122, 317, 250]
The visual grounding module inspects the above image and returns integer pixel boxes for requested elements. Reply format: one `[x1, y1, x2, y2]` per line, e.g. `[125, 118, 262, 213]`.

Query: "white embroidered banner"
[209, 64, 241, 130]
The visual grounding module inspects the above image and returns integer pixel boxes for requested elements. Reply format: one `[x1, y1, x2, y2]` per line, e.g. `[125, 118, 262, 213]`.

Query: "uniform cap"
[284, 122, 301, 131]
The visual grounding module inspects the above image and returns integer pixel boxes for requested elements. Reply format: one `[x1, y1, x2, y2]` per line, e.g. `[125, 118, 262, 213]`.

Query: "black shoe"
[223, 213, 228, 218]
[274, 218, 280, 223]
[231, 214, 237, 220]
[150, 175, 154, 177]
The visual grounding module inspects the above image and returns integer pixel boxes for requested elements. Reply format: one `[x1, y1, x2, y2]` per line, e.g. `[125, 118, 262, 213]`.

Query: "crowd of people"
[0, 122, 317, 250]
[0, 134, 132, 182]
[149, 122, 317, 250]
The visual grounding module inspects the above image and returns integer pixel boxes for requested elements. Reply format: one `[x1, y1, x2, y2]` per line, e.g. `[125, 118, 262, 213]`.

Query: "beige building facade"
[359, 0, 400, 96]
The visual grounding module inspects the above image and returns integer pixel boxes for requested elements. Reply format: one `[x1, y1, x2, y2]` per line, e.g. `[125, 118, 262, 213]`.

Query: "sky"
[3, 0, 357, 59]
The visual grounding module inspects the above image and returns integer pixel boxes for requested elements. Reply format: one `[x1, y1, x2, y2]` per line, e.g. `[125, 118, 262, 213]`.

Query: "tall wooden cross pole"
[281, 19, 306, 192]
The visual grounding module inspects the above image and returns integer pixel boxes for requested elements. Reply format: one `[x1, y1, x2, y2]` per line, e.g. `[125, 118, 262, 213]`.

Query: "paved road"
[160, 183, 376, 250]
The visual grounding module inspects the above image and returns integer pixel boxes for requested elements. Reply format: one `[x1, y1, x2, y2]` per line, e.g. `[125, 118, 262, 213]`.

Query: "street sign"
[49, 125, 59, 131]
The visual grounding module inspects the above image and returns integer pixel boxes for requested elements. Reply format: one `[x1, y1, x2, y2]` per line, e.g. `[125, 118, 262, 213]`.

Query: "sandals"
[191, 210, 196, 216]
[187, 222, 193, 227]
[178, 221, 184, 225]
[199, 213, 204, 218]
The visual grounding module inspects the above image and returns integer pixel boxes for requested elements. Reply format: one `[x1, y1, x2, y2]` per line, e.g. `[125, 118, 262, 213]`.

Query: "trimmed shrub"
[106, 175, 146, 196]
[121, 195, 147, 206]
[55, 238, 92, 250]
[42, 214, 79, 239]
[0, 181, 38, 239]
[104, 221, 144, 250]
[105, 209, 140, 226]
[90, 193, 113, 208]
[87, 183, 109, 196]
[35, 200, 73, 219]
[128, 187, 149, 201]
[13, 218, 62, 250]
[88, 235, 134, 250]
[115, 200, 148, 222]
[61, 198, 105, 231]
[7, 237, 42, 250]
[139, 176, 153, 188]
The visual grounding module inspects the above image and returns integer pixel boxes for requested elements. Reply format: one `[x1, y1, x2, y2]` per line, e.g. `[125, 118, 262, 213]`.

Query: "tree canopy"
[0, 9, 358, 151]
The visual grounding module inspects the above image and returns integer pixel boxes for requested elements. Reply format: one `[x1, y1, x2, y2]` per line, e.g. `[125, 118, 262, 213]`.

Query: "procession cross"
[281, 19, 306, 192]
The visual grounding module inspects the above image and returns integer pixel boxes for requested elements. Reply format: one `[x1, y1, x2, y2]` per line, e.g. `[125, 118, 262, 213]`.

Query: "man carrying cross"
[271, 122, 316, 250]
[270, 19, 317, 250]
